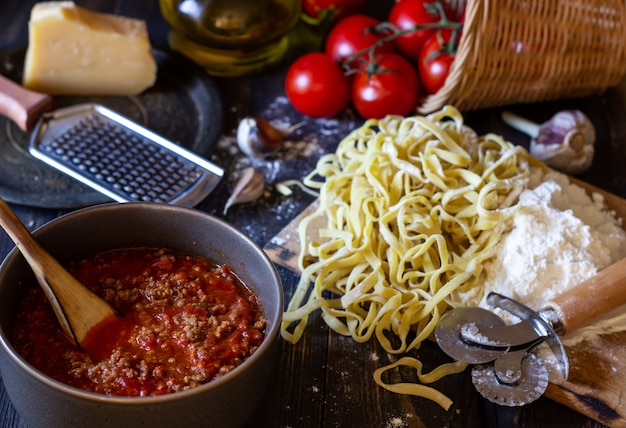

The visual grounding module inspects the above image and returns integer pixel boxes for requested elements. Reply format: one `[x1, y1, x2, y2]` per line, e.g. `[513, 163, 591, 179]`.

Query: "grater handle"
[0, 74, 53, 131]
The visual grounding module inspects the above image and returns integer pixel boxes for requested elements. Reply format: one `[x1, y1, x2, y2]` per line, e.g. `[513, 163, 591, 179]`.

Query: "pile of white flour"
[469, 170, 626, 327]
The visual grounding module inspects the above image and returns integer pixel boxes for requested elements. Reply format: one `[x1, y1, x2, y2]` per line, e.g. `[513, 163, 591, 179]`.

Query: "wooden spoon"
[0, 197, 119, 350]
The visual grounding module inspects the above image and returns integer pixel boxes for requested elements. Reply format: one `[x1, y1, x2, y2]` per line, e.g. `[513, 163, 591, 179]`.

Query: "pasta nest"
[281, 105, 543, 354]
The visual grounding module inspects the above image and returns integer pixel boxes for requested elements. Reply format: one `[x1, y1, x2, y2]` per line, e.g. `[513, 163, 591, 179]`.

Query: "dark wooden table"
[0, 1, 622, 427]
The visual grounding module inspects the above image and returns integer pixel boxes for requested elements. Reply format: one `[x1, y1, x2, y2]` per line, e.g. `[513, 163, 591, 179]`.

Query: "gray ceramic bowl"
[0, 202, 283, 428]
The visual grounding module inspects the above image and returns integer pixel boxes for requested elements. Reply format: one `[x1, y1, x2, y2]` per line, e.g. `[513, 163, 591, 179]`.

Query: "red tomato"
[302, 0, 365, 21]
[285, 52, 351, 118]
[418, 29, 459, 94]
[325, 15, 394, 65]
[388, 0, 444, 60]
[351, 53, 420, 119]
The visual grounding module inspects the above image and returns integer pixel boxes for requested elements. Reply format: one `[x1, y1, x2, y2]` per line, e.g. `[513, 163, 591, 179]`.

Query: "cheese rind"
[23, 2, 157, 95]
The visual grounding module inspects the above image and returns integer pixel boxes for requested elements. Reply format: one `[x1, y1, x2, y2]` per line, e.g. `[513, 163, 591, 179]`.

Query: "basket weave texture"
[418, 0, 626, 113]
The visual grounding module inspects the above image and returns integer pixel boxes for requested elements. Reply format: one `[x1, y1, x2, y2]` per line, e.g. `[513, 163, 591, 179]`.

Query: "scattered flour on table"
[465, 170, 626, 340]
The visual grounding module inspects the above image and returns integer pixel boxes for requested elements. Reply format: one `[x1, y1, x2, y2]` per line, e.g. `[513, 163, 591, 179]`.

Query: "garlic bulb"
[223, 167, 265, 215]
[501, 110, 595, 175]
[236, 116, 303, 158]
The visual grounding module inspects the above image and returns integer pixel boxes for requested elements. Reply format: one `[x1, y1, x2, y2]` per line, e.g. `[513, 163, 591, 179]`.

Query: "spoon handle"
[0, 197, 116, 345]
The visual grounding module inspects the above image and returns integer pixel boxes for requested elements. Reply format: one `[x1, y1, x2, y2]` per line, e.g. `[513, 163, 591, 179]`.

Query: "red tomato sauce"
[11, 248, 266, 397]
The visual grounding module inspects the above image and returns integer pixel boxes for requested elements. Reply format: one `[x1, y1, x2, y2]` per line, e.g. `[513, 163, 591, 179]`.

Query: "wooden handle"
[0, 74, 53, 131]
[545, 256, 626, 334]
[0, 197, 50, 276]
[0, 197, 117, 345]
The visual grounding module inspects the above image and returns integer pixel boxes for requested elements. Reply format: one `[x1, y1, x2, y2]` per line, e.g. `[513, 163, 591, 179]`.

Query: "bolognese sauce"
[11, 248, 266, 397]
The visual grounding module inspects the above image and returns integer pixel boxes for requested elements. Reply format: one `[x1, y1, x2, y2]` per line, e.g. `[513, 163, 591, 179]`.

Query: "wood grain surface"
[265, 177, 626, 427]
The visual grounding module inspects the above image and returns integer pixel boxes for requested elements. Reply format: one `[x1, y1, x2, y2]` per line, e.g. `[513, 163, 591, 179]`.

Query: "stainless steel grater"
[29, 103, 224, 207]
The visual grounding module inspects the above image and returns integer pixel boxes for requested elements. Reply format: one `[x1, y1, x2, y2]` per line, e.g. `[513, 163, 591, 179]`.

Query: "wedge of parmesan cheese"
[23, 1, 157, 95]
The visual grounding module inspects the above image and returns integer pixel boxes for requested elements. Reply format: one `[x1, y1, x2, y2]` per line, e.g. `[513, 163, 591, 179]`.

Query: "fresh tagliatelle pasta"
[280, 106, 544, 409]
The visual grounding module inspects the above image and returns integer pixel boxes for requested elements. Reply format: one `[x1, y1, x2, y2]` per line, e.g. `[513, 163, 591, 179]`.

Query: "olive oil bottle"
[159, 0, 300, 76]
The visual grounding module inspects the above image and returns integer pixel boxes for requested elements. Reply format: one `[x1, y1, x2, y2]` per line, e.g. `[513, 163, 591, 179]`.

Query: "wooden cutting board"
[264, 178, 626, 428]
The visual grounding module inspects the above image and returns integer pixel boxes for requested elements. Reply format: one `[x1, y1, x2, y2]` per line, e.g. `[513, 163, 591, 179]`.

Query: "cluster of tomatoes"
[286, 0, 464, 119]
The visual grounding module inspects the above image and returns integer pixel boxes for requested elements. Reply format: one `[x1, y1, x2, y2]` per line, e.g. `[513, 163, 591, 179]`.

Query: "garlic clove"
[534, 110, 595, 147]
[530, 110, 595, 175]
[236, 116, 283, 157]
[501, 110, 595, 175]
[223, 167, 265, 215]
[530, 129, 595, 175]
[236, 116, 304, 158]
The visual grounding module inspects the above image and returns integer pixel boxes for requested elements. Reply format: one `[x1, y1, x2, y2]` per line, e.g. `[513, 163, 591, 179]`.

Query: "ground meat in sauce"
[11, 248, 266, 397]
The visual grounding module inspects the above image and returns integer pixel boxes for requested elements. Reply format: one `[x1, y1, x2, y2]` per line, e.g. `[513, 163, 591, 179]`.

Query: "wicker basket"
[418, 0, 626, 113]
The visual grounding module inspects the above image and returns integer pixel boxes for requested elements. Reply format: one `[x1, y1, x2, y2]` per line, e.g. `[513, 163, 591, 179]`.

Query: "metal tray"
[30, 103, 224, 207]
[0, 47, 223, 208]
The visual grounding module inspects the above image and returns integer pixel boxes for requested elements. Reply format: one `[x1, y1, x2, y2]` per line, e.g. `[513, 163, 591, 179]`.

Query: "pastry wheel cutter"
[435, 256, 626, 406]
[0, 74, 223, 207]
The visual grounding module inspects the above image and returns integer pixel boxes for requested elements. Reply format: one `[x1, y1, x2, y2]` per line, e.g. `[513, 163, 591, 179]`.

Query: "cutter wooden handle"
[0, 74, 53, 131]
[545, 256, 626, 335]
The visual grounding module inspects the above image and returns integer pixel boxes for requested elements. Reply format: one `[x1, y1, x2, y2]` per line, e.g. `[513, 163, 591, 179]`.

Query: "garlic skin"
[236, 116, 285, 158]
[530, 110, 595, 175]
[236, 116, 304, 158]
[501, 110, 595, 175]
[223, 167, 265, 215]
